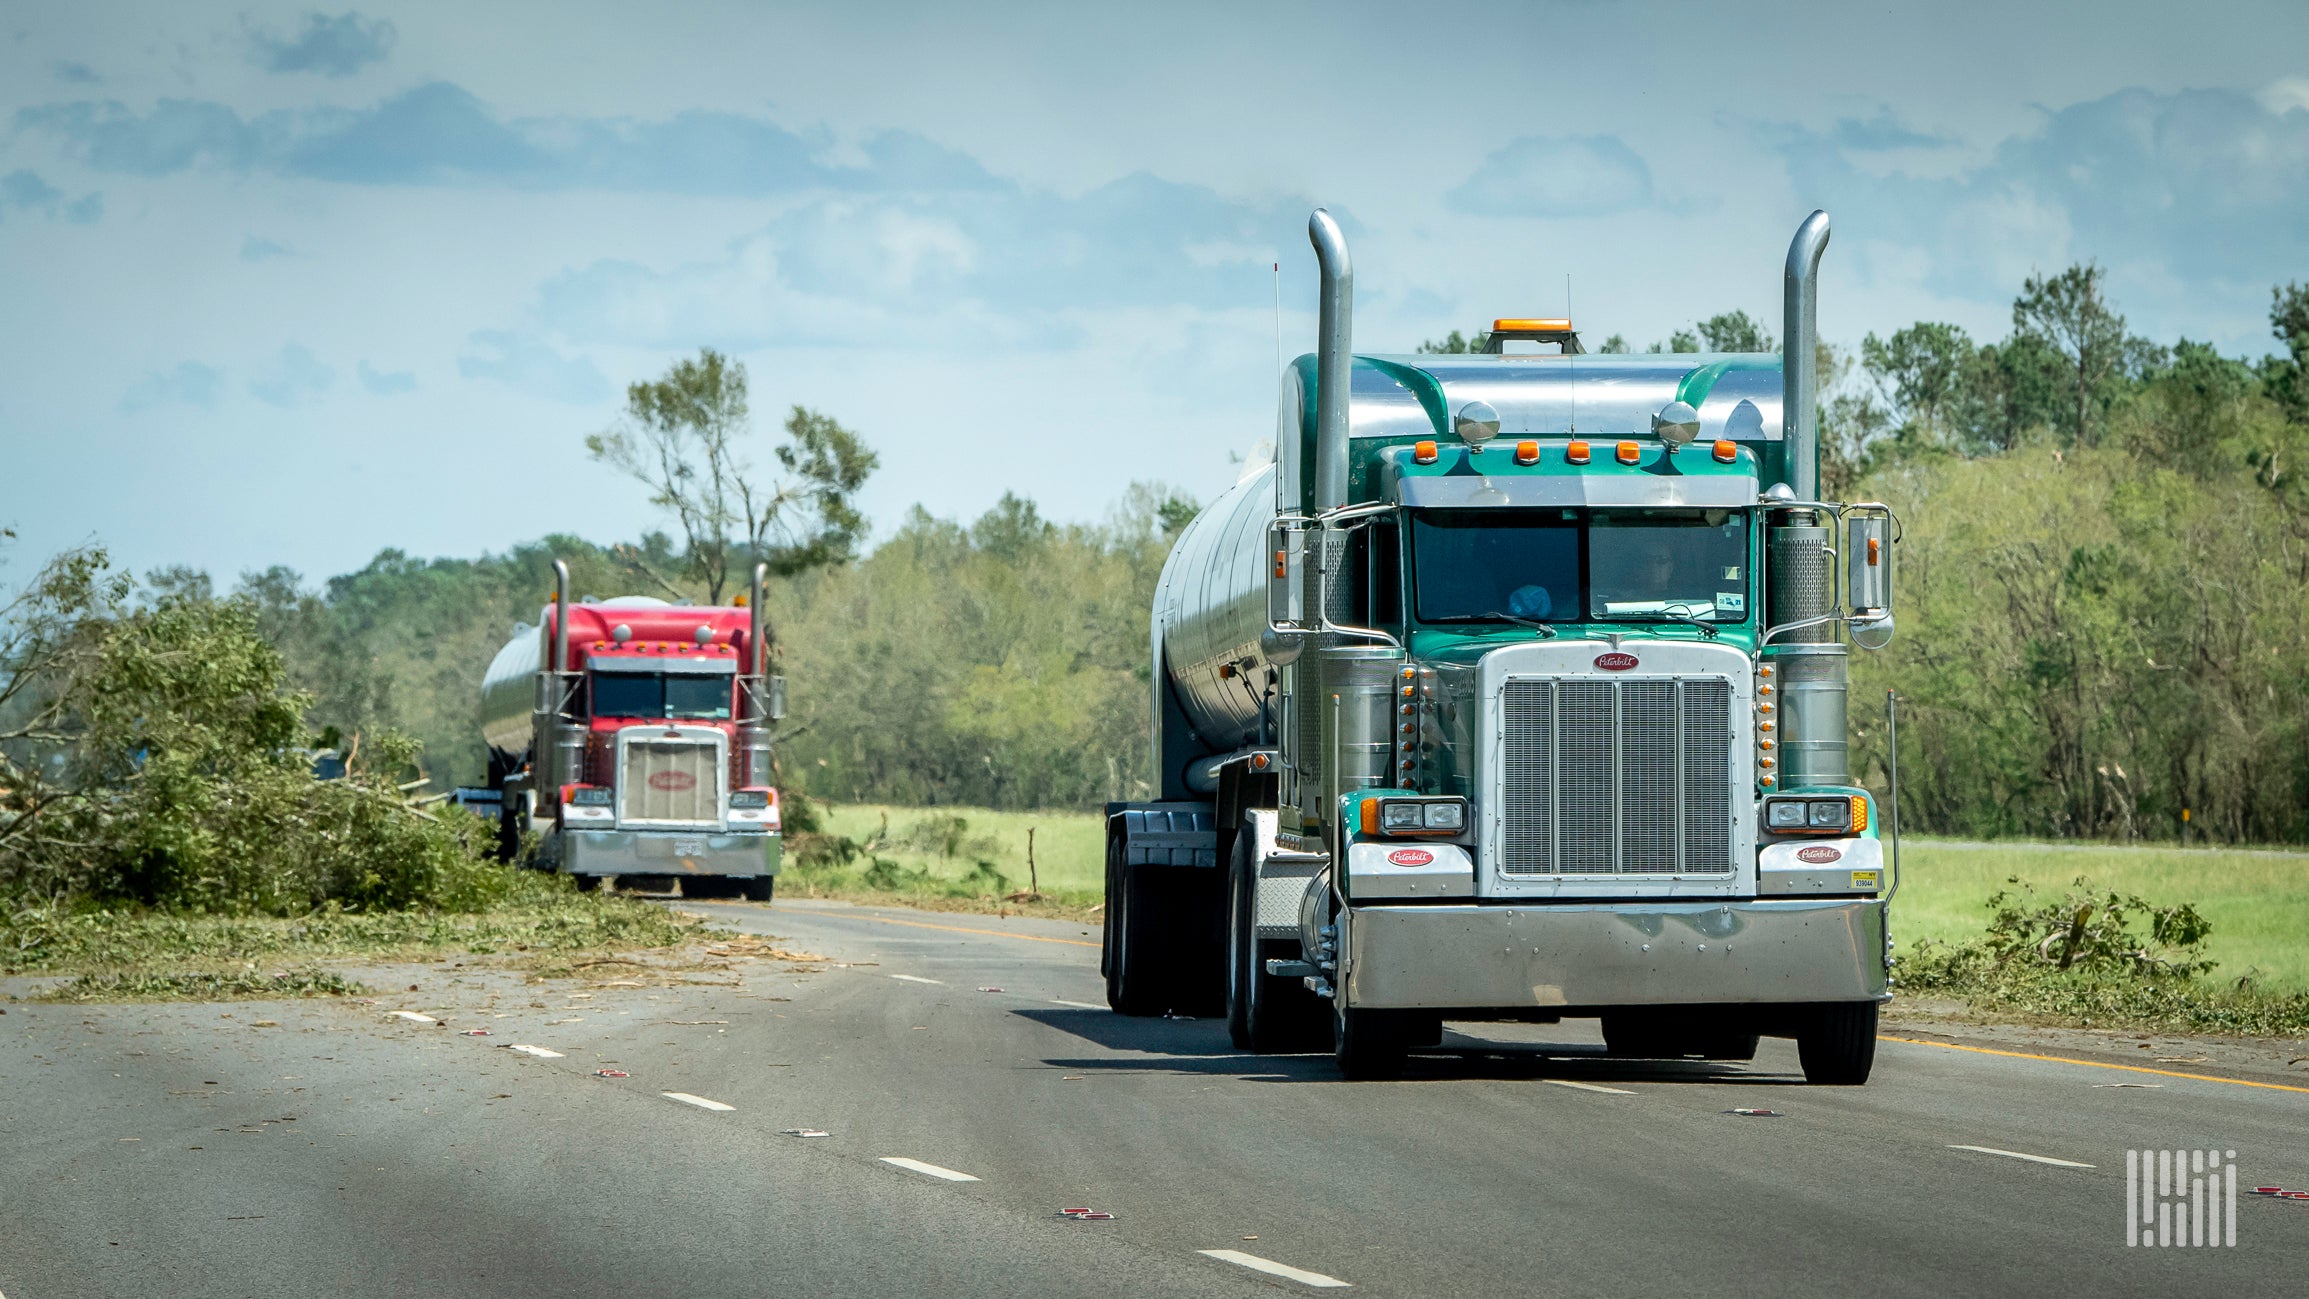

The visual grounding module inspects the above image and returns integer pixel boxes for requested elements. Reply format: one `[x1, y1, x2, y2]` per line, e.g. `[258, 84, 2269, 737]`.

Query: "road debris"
[593, 1069, 630, 1079]
[978, 987, 1005, 993]
[1725, 1108, 1782, 1117]
[459, 1029, 490, 1037]
[2092, 1082, 2160, 1088]
[780, 1128, 832, 1138]
[1058, 1208, 1117, 1221]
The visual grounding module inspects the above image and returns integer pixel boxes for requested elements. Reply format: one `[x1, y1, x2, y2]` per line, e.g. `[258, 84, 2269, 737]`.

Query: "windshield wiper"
[1643, 611, 1721, 639]
[1431, 612, 1557, 638]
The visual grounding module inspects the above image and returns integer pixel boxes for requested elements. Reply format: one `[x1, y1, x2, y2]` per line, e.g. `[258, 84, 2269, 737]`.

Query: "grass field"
[1889, 839, 2309, 994]
[801, 804, 2309, 993]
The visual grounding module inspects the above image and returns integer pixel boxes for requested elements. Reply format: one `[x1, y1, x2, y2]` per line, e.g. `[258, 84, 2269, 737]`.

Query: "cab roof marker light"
[1493, 317, 1573, 332]
[1616, 441, 1640, 464]
[1413, 440, 1439, 464]
[1566, 440, 1591, 465]
[1713, 439, 1738, 463]
[1514, 439, 1540, 465]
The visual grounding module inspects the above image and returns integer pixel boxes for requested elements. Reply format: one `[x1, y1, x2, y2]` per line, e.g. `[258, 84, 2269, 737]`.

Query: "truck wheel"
[494, 796, 524, 864]
[1104, 838, 1170, 1016]
[742, 876, 775, 903]
[1797, 1002, 1879, 1085]
[574, 874, 602, 893]
[1333, 1002, 1411, 1081]
[1227, 837, 1330, 1053]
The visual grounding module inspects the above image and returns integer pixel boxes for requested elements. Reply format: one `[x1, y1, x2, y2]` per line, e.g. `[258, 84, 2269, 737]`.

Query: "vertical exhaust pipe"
[749, 562, 767, 682]
[1308, 209, 1354, 512]
[550, 559, 572, 688]
[741, 562, 773, 788]
[1782, 210, 1830, 499]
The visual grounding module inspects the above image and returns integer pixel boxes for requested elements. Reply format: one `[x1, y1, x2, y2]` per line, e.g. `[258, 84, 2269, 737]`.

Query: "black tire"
[494, 794, 524, 864]
[683, 877, 735, 900]
[742, 876, 775, 903]
[1334, 1000, 1411, 1081]
[1226, 836, 1330, 1053]
[1105, 837, 1171, 1016]
[1698, 1030, 1761, 1062]
[574, 874, 602, 893]
[1797, 1002, 1879, 1085]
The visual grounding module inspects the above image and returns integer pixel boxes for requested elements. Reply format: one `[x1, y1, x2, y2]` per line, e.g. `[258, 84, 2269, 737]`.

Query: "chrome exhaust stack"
[1782, 210, 1830, 499]
[543, 558, 584, 795]
[1769, 211, 1848, 788]
[1308, 208, 1354, 513]
[741, 562, 773, 788]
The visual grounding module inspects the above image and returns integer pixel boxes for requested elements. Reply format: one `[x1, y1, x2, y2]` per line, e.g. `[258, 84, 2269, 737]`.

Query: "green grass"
[1890, 838, 2309, 994]
[784, 803, 1106, 916]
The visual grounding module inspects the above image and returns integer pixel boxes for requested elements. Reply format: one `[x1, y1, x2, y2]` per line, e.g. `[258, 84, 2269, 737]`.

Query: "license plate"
[673, 837, 707, 857]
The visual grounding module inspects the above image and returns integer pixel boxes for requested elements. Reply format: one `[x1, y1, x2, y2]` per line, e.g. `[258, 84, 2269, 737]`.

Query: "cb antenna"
[1566, 271, 1575, 437]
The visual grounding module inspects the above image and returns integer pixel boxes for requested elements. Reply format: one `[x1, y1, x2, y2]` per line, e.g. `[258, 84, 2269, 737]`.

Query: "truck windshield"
[590, 673, 733, 721]
[1410, 508, 1749, 626]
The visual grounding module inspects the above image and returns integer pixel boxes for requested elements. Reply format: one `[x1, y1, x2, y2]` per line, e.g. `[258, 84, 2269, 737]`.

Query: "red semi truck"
[479, 560, 785, 898]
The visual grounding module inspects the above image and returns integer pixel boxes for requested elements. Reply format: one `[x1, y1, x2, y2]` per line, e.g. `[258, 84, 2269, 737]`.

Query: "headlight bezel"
[1364, 795, 1471, 838]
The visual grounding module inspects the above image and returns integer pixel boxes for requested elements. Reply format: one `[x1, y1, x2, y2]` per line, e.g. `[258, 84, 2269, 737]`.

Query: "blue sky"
[4, 1, 2307, 585]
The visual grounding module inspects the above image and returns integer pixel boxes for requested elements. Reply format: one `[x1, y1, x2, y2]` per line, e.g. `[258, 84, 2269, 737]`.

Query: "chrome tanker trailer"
[1105, 209, 1902, 1083]
[479, 561, 785, 898]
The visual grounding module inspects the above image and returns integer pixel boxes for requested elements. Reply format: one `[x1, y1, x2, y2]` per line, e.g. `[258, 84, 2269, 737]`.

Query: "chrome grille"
[1499, 676, 1734, 875]
[618, 732, 725, 827]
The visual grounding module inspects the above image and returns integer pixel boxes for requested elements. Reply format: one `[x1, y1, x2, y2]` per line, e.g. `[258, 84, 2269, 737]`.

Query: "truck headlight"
[1372, 797, 1467, 836]
[569, 786, 613, 807]
[1424, 802, 1463, 831]
[1381, 802, 1424, 831]
[1766, 799, 1806, 829]
[1808, 799, 1849, 829]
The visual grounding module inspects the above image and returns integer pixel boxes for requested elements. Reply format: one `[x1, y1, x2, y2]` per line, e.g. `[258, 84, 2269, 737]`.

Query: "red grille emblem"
[648, 770, 698, 792]
[1593, 652, 1639, 671]
[1387, 848, 1434, 867]
[1796, 845, 1843, 864]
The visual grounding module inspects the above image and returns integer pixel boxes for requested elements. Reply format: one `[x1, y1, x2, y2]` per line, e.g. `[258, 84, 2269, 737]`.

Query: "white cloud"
[1448, 136, 1655, 218]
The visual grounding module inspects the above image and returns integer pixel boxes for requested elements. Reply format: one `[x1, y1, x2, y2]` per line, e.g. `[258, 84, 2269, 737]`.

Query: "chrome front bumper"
[558, 829, 782, 878]
[1343, 898, 1887, 1009]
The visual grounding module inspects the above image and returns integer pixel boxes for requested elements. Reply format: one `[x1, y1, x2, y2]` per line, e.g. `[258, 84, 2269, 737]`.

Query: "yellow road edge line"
[843, 912, 1101, 949]
[1880, 1035, 2309, 1095]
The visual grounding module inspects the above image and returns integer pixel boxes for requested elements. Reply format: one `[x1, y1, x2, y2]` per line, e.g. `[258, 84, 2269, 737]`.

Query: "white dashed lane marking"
[1049, 999, 1106, 1010]
[879, 1156, 980, 1182]
[663, 1092, 736, 1112]
[1543, 1079, 1633, 1095]
[1199, 1249, 1352, 1288]
[1948, 1144, 2096, 1169]
[502, 1044, 564, 1058]
[890, 974, 943, 985]
[388, 1012, 436, 1024]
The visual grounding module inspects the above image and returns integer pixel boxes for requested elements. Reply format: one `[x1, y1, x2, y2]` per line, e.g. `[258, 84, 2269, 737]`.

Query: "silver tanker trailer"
[1105, 209, 1903, 1082]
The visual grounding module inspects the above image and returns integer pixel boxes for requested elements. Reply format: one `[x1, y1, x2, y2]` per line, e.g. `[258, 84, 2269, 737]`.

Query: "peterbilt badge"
[1796, 845, 1843, 864]
[1387, 848, 1435, 867]
[1593, 652, 1639, 671]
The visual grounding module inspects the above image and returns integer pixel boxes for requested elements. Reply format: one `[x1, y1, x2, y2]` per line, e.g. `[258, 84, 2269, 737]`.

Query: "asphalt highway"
[4, 895, 2305, 1297]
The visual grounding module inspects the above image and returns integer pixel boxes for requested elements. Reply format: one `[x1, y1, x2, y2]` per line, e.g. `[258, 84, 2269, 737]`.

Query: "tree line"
[15, 268, 2309, 844]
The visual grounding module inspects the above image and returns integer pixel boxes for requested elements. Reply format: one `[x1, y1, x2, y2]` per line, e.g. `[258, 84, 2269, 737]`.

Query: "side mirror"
[1267, 519, 1305, 629]
[1845, 513, 1889, 615]
[1845, 511, 1893, 649]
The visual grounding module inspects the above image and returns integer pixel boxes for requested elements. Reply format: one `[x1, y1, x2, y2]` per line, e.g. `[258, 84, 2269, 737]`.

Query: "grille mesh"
[1499, 676, 1735, 875]
[619, 735, 724, 826]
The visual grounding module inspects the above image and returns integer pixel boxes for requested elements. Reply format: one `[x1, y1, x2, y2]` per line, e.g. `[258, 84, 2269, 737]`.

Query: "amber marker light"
[1493, 317, 1573, 332]
[1713, 440, 1738, 463]
[1850, 796, 1870, 833]
[1515, 440, 1540, 465]
[1413, 440, 1439, 464]
[1566, 440, 1591, 465]
[1616, 441, 1640, 464]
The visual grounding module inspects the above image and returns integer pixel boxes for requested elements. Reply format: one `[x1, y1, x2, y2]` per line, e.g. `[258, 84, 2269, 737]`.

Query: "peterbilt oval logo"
[1796, 845, 1843, 864]
[1387, 848, 1435, 867]
[647, 771, 698, 792]
[1593, 652, 1640, 671]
